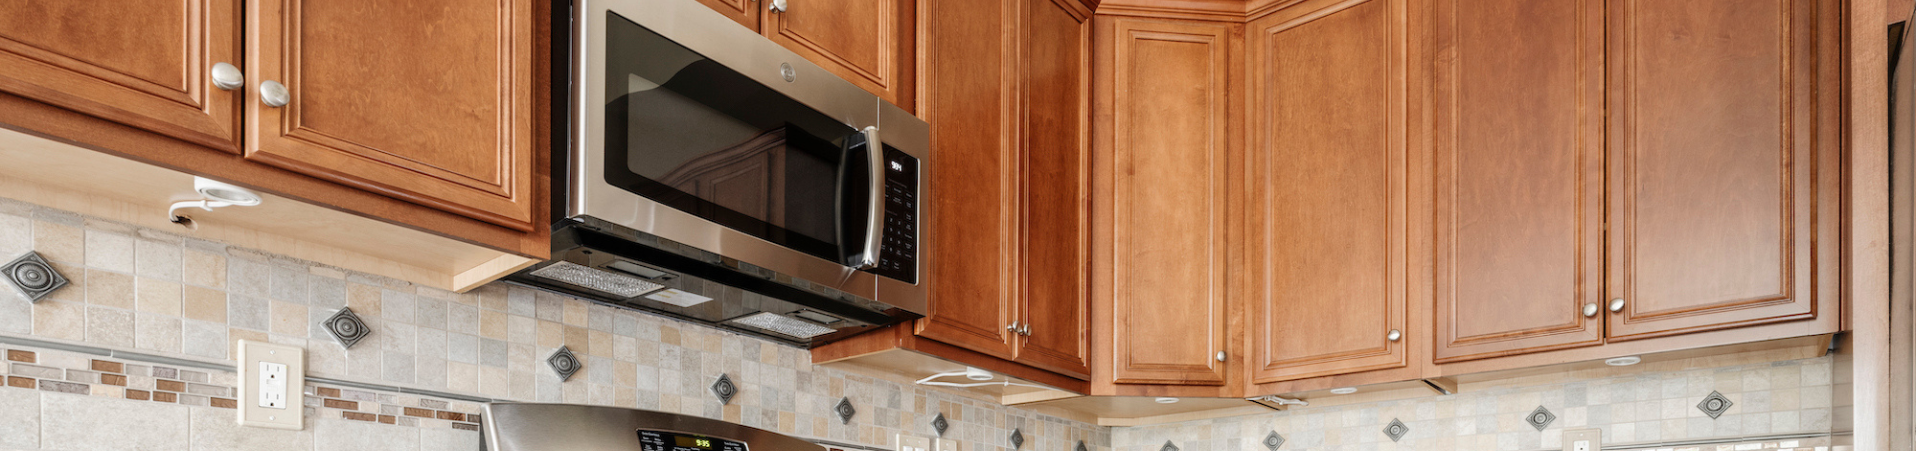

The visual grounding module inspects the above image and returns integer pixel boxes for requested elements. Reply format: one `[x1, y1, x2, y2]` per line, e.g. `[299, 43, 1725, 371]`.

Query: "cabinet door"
[913, 0, 1020, 360]
[1099, 17, 1232, 386]
[695, 0, 761, 30]
[0, 0, 242, 152]
[761, 0, 915, 112]
[1246, 0, 1408, 383]
[1604, 0, 1840, 340]
[1015, 0, 1092, 379]
[248, 0, 536, 231]
[1430, 0, 1605, 362]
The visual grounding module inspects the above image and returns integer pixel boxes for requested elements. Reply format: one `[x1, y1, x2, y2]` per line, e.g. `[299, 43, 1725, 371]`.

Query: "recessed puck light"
[1329, 387, 1358, 395]
[1154, 397, 1179, 404]
[1605, 356, 1642, 366]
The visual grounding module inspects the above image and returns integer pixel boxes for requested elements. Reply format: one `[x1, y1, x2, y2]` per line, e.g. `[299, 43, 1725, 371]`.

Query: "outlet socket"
[1562, 428, 1601, 451]
[898, 434, 932, 451]
[237, 340, 304, 430]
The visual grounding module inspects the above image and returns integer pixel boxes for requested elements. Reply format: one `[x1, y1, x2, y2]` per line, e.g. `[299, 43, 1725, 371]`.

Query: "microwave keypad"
[872, 147, 918, 284]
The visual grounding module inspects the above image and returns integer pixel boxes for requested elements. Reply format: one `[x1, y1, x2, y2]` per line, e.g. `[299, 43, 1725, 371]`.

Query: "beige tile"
[481, 310, 509, 340]
[183, 249, 226, 289]
[565, 326, 590, 354]
[42, 262, 85, 303]
[83, 230, 134, 273]
[447, 361, 478, 393]
[134, 239, 183, 281]
[347, 283, 381, 317]
[86, 305, 134, 347]
[135, 314, 182, 353]
[43, 390, 188, 450]
[229, 328, 269, 358]
[84, 270, 134, 309]
[271, 301, 308, 336]
[537, 321, 564, 348]
[183, 286, 227, 323]
[32, 299, 86, 341]
[32, 220, 83, 265]
[508, 315, 536, 344]
[135, 277, 183, 315]
[563, 298, 589, 326]
[590, 329, 613, 358]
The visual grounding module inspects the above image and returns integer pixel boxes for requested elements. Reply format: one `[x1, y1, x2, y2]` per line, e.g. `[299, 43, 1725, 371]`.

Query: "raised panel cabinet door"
[761, 0, 915, 112]
[0, 0, 242, 152]
[1100, 17, 1232, 386]
[248, 0, 537, 231]
[913, 0, 1019, 360]
[1246, 0, 1408, 384]
[1604, 0, 1841, 340]
[1015, 0, 1093, 379]
[1430, 0, 1605, 363]
[696, 0, 761, 30]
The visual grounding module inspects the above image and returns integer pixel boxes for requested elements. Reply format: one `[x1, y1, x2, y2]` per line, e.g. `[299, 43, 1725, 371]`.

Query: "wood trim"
[1846, 0, 1892, 448]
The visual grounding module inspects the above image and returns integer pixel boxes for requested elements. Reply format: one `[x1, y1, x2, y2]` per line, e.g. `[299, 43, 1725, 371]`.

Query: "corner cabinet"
[247, 0, 537, 231]
[1243, 0, 1413, 385]
[1092, 16, 1236, 389]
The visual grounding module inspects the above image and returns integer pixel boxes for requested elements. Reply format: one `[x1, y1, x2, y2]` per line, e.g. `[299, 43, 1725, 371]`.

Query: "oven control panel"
[638, 430, 748, 451]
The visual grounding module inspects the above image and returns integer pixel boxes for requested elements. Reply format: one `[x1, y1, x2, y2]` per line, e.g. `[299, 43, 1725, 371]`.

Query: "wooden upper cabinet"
[915, 0, 1019, 360]
[1096, 17, 1233, 386]
[1429, 0, 1605, 362]
[1015, 0, 1093, 379]
[695, 0, 761, 29]
[247, 0, 537, 231]
[0, 0, 242, 152]
[762, 0, 915, 112]
[1604, 0, 1841, 340]
[1245, 0, 1407, 384]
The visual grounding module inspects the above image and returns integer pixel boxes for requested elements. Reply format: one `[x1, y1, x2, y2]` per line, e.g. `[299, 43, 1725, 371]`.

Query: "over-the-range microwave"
[507, 0, 930, 346]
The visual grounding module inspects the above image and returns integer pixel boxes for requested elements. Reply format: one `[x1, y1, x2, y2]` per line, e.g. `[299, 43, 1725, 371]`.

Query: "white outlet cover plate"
[898, 434, 932, 451]
[237, 340, 305, 430]
[934, 438, 959, 451]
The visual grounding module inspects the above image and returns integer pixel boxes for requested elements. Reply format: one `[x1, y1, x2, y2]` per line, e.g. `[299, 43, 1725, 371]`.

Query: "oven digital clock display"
[638, 430, 749, 451]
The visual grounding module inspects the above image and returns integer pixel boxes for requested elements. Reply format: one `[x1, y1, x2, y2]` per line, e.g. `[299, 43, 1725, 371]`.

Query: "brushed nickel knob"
[1006, 322, 1019, 332]
[260, 80, 290, 107]
[1386, 329, 1402, 342]
[1582, 303, 1600, 317]
[1215, 351, 1226, 362]
[1608, 298, 1626, 313]
[210, 62, 243, 91]
[769, 0, 787, 12]
[1019, 324, 1030, 336]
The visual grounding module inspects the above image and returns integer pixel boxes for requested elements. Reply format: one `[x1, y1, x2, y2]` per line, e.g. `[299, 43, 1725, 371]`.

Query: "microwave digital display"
[638, 430, 748, 451]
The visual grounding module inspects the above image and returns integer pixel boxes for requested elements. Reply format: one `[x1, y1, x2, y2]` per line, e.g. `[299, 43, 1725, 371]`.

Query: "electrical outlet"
[898, 434, 932, 451]
[237, 340, 304, 430]
[1562, 428, 1601, 451]
[933, 438, 959, 451]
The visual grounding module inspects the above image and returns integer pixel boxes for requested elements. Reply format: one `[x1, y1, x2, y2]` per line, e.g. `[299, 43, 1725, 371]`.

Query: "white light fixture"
[1329, 387, 1358, 395]
[964, 367, 993, 381]
[169, 177, 263, 226]
[1604, 356, 1642, 366]
[1153, 397, 1179, 404]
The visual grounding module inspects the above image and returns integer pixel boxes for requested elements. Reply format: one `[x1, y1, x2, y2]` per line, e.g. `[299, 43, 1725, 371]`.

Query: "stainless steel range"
[483, 404, 824, 451]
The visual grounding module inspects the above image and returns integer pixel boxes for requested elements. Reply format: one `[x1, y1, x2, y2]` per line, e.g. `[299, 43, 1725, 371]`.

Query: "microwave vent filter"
[528, 261, 663, 298]
[729, 312, 838, 339]
[644, 288, 715, 308]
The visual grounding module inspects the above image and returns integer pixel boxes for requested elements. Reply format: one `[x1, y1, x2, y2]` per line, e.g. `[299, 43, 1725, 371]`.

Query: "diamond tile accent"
[1526, 406, 1556, 431]
[2, 251, 66, 303]
[711, 374, 737, 405]
[931, 413, 949, 436]
[1076, 441, 1089, 451]
[1383, 418, 1409, 442]
[546, 346, 581, 382]
[1263, 431, 1285, 451]
[834, 397, 856, 424]
[322, 307, 371, 349]
[1698, 391, 1734, 419]
[1160, 441, 1178, 451]
[1009, 429, 1024, 449]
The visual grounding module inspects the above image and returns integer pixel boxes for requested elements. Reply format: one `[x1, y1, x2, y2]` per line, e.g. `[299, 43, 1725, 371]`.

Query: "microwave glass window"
[603, 11, 860, 263]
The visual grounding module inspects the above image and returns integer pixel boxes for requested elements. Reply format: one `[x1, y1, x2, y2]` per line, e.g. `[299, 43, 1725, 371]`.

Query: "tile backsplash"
[0, 196, 1837, 451]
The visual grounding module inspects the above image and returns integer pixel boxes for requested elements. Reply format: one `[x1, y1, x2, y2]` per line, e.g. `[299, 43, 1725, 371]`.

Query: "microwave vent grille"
[729, 312, 837, 339]
[529, 261, 664, 298]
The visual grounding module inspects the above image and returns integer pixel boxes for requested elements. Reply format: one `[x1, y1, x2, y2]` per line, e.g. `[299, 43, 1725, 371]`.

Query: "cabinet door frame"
[1012, 0, 1094, 379]
[1603, 0, 1840, 340]
[1100, 17, 1234, 386]
[1244, 0, 1411, 384]
[1429, 0, 1607, 363]
[246, 0, 537, 231]
[760, 0, 915, 111]
[0, 0, 243, 152]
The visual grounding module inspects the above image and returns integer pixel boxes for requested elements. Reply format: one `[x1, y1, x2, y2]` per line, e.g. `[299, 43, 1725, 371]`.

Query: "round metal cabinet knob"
[1006, 322, 1019, 332]
[1215, 351, 1226, 362]
[1582, 303, 1600, 318]
[769, 0, 787, 12]
[1386, 329, 1402, 342]
[1019, 324, 1030, 336]
[259, 80, 290, 107]
[210, 62, 243, 91]
[1608, 298, 1626, 313]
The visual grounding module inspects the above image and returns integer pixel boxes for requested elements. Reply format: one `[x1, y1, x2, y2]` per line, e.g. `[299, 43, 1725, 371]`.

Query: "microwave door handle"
[853, 126, 884, 270]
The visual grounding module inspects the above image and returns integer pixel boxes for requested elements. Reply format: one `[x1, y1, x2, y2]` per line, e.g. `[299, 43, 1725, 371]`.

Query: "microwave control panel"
[872, 146, 918, 284]
[638, 430, 748, 451]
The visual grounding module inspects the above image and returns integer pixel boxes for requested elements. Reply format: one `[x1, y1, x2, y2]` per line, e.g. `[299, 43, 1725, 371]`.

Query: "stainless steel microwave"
[508, 0, 930, 346]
